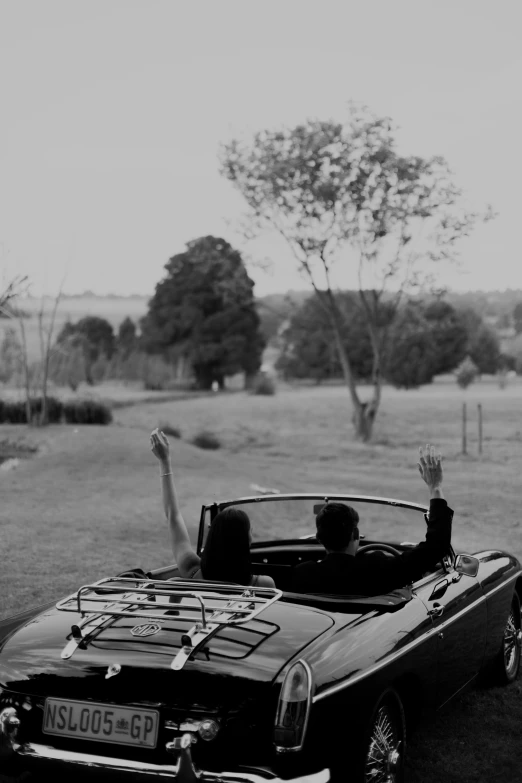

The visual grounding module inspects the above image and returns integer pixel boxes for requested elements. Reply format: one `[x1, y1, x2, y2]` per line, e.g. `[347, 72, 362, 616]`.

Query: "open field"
[1, 379, 522, 781]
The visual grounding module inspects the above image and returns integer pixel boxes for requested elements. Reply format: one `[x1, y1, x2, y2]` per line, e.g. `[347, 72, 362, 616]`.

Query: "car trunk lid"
[0, 599, 334, 708]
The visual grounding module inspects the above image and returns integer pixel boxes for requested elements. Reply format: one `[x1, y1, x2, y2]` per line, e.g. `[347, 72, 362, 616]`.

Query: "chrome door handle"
[428, 602, 444, 617]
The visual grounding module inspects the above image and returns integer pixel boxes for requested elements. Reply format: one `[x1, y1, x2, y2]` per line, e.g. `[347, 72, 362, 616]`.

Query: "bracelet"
[160, 471, 173, 477]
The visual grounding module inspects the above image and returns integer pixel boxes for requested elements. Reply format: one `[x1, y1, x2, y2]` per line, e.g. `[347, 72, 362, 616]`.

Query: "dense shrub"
[455, 356, 479, 389]
[0, 396, 64, 423]
[159, 423, 182, 439]
[0, 399, 25, 423]
[191, 430, 221, 450]
[251, 373, 276, 395]
[0, 396, 111, 425]
[63, 399, 113, 425]
[29, 396, 64, 423]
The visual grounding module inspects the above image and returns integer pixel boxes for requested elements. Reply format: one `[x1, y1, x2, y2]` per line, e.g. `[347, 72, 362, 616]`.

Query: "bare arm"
[417, 443, 445, 500]
[150, 429, 200, 577]
[373, 444, 452, 592]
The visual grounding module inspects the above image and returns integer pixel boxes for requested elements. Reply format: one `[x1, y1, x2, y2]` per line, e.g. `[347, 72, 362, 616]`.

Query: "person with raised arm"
[291, 444, 453, 595]
[150, 429, 275, 588]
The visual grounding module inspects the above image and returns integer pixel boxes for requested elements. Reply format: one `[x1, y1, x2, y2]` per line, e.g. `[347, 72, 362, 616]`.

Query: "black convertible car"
[1, 493, 521, 783]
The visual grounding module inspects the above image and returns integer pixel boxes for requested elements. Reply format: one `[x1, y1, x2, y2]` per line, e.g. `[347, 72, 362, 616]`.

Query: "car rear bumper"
[12, 742, 330, 783]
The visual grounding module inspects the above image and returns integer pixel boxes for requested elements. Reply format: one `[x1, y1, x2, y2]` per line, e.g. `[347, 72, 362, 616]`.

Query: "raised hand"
[150, 428, 170, 464]
[417, 444, 443, 493]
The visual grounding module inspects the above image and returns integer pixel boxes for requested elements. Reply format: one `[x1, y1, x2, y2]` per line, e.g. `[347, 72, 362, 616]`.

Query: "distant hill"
[7, 294, 150, 326]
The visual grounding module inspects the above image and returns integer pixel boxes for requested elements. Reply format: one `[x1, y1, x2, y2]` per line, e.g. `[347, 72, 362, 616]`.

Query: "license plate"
[43, 698, 159, 748]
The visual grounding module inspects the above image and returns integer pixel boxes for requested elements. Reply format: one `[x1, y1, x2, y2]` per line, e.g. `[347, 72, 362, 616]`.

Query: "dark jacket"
[291, 498, 453, 596]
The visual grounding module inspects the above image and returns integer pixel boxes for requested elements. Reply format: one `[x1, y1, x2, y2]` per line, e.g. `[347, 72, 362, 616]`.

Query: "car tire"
[355, 687, 407, 783]
[486, 592, 521, 686]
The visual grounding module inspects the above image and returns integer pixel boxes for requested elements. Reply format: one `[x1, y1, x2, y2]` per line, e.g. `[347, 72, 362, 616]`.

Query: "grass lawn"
[1, 378, 521, 782]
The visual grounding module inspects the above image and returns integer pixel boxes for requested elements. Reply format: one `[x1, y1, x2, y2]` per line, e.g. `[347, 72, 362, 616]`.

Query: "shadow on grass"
[405, 677, 522, 782]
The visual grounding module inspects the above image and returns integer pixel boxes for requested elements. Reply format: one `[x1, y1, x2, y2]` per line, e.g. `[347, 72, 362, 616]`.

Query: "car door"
[413, 560, 487, 707]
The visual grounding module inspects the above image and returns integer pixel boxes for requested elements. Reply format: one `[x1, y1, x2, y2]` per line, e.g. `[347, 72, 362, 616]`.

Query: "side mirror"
[454, 554, 479, 578]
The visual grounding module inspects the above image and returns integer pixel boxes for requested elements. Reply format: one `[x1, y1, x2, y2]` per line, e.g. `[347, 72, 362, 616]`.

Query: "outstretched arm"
[374, 444, 453, 592]
[400, 444, 452, 577]
[150, 429, 201, 577]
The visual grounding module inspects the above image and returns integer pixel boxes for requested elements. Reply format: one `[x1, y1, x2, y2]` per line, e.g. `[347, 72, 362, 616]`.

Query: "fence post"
[478, 403, 483, 455]
[462, 402, 467, 455]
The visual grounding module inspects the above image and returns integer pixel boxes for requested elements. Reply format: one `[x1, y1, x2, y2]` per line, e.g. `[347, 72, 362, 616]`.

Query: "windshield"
[199, 495, 427, 550]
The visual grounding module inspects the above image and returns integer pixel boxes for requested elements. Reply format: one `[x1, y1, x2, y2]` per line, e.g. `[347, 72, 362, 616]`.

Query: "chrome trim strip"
[313, 572, 520, 703]
[15, 743, 330, 783]
[481, 571, 520, 598]
[433, 572, 520, 634]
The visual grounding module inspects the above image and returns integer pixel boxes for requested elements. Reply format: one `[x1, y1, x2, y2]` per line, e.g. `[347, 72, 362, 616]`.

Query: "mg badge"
[131, 623, 162, 637]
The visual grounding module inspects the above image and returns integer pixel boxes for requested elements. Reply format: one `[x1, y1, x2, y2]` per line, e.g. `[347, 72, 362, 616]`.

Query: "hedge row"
[0, 396, 112, 425]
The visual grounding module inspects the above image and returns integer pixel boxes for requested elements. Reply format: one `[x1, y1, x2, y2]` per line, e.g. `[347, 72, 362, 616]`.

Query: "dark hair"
[316, 503, 359, 551]
[200, 507, 252, 585]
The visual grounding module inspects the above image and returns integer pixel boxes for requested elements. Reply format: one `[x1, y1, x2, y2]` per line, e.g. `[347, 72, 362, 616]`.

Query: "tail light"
[274, 660, 312, 752]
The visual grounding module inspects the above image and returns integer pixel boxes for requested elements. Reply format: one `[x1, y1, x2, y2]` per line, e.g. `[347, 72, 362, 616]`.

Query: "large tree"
[56, 316, 115, 385]
[140, 236, 265, 389]
[220, 104, 493, 440]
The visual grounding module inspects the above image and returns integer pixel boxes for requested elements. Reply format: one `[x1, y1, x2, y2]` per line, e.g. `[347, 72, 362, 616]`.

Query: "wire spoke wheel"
[363, 692, 405, 783]
[503, 606, 521, 679]
[482, 592, 521, 686]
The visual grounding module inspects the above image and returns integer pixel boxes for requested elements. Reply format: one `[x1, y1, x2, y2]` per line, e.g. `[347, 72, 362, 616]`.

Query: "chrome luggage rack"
[56, 578, 282, 670]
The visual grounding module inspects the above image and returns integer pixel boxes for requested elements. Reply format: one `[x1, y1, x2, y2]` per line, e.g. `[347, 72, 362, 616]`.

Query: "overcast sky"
[0, 0, 520, 297]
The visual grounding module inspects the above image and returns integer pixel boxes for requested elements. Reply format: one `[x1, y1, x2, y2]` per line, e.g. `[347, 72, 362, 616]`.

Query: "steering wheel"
[356, 543, 402, 558]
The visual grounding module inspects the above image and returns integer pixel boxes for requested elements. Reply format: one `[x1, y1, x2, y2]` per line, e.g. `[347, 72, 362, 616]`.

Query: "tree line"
[275, 295, 509, 388]
[7, 236, 266, 395]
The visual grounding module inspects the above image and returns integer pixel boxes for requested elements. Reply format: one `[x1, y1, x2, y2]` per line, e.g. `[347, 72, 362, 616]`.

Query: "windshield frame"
[196, 493, 429, 554]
